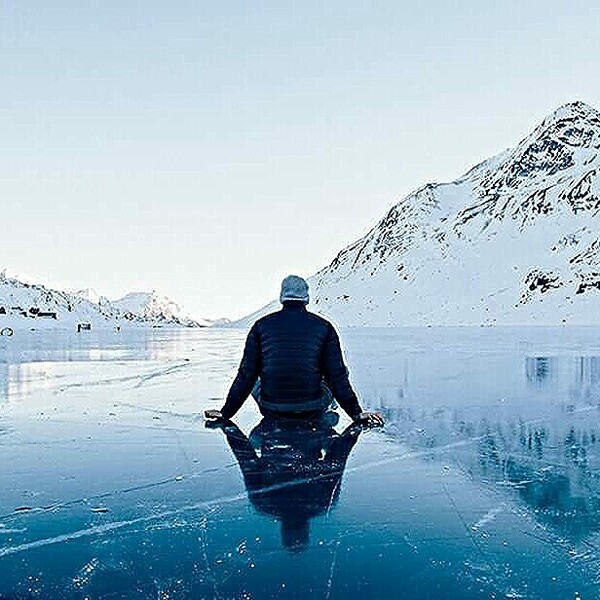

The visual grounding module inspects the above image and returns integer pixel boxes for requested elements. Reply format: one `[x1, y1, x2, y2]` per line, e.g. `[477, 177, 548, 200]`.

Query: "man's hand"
[204, 409, 224, 421]
[356, 412, 385, 427]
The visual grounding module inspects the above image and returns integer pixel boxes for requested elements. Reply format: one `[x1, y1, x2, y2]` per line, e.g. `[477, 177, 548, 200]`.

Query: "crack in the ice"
[326, 478, 342, 518]
[0, 436, 487, 558]
[442, 483, 494, 569]
[53, 360, 192, 395]
[133, 362, 192, 388]
[0, 426, 571, 559]
[198, 512, 223, 600]
[54, 372, 151, 394]
[0, 463, 238, 522]
[110, 401, 201, 421]
[324, 538, 341, 600]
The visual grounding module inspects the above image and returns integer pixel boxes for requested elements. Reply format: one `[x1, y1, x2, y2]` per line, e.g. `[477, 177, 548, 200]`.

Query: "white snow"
[236, 101, 600, 327]
[0, 272, 211, 331]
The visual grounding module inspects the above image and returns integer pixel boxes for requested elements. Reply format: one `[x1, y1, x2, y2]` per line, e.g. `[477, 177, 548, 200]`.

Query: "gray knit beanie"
[280, 275, 309, 305]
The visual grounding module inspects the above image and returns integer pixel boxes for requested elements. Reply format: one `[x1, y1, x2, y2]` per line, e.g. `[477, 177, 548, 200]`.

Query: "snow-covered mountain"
[71, 288, 102, 305]
[0, 272, 210, 330]
[109, 291, 212, 327]
[239, 101, 600, 327]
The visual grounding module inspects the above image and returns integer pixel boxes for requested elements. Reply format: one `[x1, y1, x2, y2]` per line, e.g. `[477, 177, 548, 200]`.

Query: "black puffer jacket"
[220, 302, 362, 420]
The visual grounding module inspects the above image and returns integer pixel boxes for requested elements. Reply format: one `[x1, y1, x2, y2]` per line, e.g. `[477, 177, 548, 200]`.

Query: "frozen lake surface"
[1, 327, 600, 598]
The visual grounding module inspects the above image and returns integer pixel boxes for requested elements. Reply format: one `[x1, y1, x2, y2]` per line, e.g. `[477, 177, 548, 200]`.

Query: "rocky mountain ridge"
[239, 101, 600, 327]
[0, 272, 210, 330]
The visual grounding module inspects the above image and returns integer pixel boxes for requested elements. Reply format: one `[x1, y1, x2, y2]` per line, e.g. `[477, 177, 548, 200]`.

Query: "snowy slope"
[239, 101, 600, 327]
[0, 273, 208, 331]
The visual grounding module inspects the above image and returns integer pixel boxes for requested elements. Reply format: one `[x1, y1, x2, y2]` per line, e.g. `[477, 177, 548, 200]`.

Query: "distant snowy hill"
[109, 291, 214, 327]
[0, 273, 211, 330]
[238, 101, 600, 327]
[71, 288, 102, 305]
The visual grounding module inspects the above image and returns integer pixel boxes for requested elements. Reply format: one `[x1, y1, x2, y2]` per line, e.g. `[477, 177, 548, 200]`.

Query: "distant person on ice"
[205, 275, 384, 426]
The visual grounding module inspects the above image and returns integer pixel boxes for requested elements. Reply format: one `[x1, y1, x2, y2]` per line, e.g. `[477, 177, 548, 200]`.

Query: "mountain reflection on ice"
[1, 327, 600, 598]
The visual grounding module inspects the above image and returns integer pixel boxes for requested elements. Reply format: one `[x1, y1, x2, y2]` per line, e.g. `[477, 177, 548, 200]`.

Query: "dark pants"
[251, 378, 336, 420]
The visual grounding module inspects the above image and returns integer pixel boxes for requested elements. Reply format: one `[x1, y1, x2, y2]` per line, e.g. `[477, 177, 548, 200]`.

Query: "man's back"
[219, 301, 362, 420]
[257, 302, 330, 409]
[206, 275, 383, 427]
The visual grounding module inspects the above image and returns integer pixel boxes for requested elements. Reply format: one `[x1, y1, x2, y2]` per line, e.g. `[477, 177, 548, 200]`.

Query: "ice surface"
[1, 327, 600, 597]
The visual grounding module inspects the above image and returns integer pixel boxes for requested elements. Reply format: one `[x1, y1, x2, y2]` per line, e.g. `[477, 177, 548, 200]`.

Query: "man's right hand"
[356, 412, 385, 427]
[204, 409, 224, 421]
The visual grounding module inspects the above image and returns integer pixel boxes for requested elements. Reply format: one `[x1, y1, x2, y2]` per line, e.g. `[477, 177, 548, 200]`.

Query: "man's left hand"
[204, 409, 224, 421]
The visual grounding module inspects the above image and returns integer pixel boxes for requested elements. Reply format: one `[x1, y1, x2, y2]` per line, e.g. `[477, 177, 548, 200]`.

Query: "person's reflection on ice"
[209, 415, 363, 552]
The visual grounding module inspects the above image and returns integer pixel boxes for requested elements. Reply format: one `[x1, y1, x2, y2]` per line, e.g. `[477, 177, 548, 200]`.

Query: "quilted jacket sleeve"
[220, 324, 261, 420]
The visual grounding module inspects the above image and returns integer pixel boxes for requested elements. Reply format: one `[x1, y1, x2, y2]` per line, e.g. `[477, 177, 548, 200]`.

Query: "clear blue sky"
[1, 1, 599, 319]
